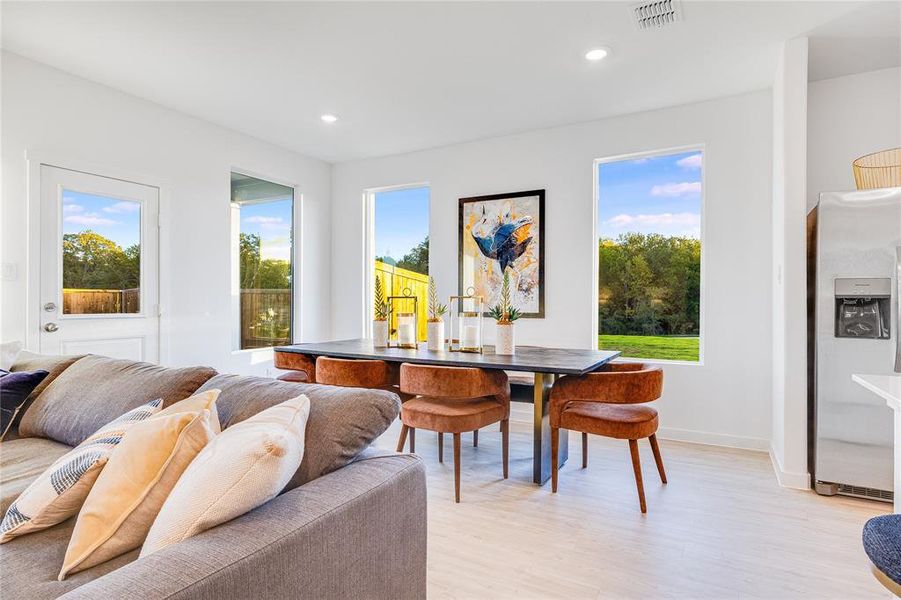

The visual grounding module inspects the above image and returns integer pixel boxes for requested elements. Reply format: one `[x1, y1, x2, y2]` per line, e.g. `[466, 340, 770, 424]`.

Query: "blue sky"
[374, 186, 429, 261]
[597, 150, 702, 239]
[63, 190, 141, 248]
[240, 199, 293, 261]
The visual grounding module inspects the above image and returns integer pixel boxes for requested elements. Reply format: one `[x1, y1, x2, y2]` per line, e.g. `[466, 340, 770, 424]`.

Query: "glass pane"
[597, 150, 702, 361]
[374, 187, 429, 341]
[231, 173, 294, 350]
[62, 190, 141, 315]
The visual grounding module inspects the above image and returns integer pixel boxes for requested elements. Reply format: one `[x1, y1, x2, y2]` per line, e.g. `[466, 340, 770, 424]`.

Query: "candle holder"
[449, 287, 484, 353]
[387, 288, 419, 349]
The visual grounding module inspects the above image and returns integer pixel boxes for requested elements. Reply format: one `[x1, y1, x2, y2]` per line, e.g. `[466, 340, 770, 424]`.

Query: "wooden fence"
[240, 288, 292, 349]
[63, 288, 140, 314]
[375, 261, 429, 341]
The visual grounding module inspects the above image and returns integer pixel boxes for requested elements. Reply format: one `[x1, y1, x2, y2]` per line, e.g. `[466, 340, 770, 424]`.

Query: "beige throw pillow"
[59, 389, 220, 580]
[140, 395, 310, 557]
[0, 399, 163, 543]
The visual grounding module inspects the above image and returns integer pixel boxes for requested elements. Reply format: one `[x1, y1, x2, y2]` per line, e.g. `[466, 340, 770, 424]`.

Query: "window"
[62, 190, 141, 314]
[370, 186, 429, 340]
[231, 172, 295, 349]
[596, 148, 702, 362]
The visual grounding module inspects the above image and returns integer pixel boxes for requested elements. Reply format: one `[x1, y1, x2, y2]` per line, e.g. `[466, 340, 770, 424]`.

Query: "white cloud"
[244, 215, 290, 230]
[261, 236, 292, 261]
[604, 212, 701, 238]
[63, 204, 84, 214]
[65, 214, 117, 226]
[102, 201, 140, 214]
[676, 154, 702, 169]
[650, 181, 701, 197]
[630, 157, 650, 165]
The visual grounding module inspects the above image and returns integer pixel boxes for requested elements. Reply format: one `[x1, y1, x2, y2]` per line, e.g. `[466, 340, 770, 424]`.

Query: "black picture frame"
[458, 189, 545, 318]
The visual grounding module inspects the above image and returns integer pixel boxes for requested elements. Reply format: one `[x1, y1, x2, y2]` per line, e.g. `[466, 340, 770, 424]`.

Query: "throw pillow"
[0, 369, 49, 439]
[140, 395, 311, 557]
[0, 398, 162, 543]
[59, 389, 220, 580]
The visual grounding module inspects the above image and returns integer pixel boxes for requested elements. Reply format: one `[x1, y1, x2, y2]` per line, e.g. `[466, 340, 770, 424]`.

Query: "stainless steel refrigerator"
[808, 187, 901, 501]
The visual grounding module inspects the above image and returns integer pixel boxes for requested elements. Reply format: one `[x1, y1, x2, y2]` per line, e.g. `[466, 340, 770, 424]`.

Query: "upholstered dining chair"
[549, 362, 665, 513]
[313, 356, 411, 401]
[274, 352, 316, 383]
[398, 363, 510, 502]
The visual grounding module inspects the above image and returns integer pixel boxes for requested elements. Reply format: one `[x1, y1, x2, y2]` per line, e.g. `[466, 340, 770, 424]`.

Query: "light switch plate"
[0, 263, 17, 281]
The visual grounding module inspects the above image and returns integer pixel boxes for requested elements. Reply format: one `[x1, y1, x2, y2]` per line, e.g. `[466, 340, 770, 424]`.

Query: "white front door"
[39, 165, 160, 362]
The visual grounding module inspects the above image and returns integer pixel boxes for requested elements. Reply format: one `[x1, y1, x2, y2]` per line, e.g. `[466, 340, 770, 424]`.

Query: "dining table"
[275, 339, 621, 485]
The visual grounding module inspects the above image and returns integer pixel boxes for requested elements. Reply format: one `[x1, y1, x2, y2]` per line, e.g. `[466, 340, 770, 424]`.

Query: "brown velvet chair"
[314, 356, 411, 401]
[398, 363, 510, 502]
[274, 351, 317, 383]
[549, 362, 665, 513]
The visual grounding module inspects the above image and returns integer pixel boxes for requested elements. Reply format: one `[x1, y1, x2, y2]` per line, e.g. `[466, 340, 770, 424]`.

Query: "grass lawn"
[598, 334, 699, 362]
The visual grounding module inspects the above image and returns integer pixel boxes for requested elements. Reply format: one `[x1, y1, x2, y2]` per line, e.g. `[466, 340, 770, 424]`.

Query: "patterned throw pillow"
[0, 398, 162, 543]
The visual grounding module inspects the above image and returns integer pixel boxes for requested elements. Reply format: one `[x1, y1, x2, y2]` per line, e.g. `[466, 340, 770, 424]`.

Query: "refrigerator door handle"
[896, 245, 901, 373]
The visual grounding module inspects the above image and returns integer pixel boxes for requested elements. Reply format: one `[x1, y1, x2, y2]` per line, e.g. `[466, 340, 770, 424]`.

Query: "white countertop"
[852, 374, 901, 411]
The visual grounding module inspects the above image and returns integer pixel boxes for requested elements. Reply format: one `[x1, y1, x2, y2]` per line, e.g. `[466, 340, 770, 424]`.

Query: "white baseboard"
[768, 445, 811, 490]
[656, 427, 770, 452]
[510, 403, 770, 453]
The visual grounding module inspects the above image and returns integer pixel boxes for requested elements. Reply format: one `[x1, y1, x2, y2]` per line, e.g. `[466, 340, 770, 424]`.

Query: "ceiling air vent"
[630, 0, 683, 31]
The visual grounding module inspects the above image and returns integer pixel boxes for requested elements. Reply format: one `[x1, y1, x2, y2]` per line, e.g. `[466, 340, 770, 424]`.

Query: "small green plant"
[488, 270, 521, 324]
[374, 277, 388, 321]
[427, 276, 447, 322]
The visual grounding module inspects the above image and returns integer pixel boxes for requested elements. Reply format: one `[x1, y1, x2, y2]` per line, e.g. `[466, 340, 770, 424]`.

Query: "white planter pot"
[427, 321, 445, 351]
[495, 323, 515, 355]
[373, 320, 389, 348]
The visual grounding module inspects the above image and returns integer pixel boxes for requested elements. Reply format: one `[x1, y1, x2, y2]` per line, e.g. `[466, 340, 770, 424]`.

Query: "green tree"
[239, 232, 290, 289]
[62, 231, 139, 290]
[397, 236, 429, 275]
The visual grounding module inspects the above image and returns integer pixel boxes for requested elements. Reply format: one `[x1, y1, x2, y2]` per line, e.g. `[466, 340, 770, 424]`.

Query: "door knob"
[44, 302, 57, 312]
[43, 322, 59, 333]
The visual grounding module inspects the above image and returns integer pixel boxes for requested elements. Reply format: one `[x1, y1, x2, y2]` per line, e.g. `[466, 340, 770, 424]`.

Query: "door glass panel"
[61, 189, 141, 314]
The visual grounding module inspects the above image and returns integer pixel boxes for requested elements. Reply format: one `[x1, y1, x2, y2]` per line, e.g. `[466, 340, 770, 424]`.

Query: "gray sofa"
[0, 354, 427, 599]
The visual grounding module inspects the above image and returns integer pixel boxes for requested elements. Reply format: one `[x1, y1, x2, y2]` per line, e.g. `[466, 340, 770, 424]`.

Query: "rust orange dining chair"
[274, 352, 316, 383]
[549, 362, 665, 513]
[398, 363, 510, 502]
[314, 356, 412, 401]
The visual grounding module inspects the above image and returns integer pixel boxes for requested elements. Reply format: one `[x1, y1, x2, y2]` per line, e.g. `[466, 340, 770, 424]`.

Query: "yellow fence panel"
[374, 261, 429, 341]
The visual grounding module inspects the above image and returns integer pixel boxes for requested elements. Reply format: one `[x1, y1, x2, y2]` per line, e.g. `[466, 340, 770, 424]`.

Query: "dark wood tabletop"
[275, 339, 620, 375]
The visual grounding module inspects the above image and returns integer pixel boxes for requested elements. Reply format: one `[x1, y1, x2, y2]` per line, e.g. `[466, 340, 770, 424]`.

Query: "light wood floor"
[372, 403, 891, 599]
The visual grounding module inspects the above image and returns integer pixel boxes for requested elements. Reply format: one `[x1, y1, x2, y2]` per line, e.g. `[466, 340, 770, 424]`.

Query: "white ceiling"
[0, 1, 889, 163]
[807, 2, 901, 81]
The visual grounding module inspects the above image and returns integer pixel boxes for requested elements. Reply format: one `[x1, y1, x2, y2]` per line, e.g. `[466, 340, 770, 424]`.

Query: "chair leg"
[501, 419, 509, 479]
[551, 426, 560, 493]
[473, 429, 479, 447]
[628, 439, 647, 513]
[582, 432, 588, 469]
[396, 424, 409, 453]
[649, 434, 667, 484]
[438, 432, 444, 463]
[453, 433, 462, 503]
[409, 428, 416, 453]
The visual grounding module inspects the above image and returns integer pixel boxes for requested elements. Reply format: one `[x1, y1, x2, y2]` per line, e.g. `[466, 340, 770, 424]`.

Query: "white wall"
[770, 38, 810, 489]
[808, 67, 901, 209]
[332, 91, 774, 450]
[0, 52, 332, 375]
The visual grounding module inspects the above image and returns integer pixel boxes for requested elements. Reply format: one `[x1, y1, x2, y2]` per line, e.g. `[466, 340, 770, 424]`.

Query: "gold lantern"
[449, 287, 484, 353]
[387, 288, 419, 349]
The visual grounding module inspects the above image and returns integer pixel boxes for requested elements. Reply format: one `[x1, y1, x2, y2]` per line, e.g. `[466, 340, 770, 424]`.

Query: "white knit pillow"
[140, 395, 310, 557]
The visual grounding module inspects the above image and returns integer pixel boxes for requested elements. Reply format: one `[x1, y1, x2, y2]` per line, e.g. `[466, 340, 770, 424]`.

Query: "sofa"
[0, 353, 427, 599]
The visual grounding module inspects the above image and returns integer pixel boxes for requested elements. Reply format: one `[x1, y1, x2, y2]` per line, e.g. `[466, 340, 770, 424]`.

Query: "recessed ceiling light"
[321, 114, 338, 123]
[585, 48, 610, 62]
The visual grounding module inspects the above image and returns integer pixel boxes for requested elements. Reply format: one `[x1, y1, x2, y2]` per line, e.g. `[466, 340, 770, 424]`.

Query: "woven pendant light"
[853, 148, 901, 190]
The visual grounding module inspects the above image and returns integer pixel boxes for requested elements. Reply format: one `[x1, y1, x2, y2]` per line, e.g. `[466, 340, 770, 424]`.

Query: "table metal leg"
[533, 372, 567, 484]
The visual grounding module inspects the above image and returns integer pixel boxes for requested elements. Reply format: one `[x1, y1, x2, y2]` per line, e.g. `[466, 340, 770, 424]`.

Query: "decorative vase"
[373, 320, 389, 348]
[495, 322, 515, 355]
[427, 320, 445, 351]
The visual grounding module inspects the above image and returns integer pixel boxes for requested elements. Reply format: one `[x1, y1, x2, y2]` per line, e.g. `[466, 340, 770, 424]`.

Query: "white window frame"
[361, 182, 430, 338]
[592, 144, 706, 366]
[229, 168, 300, 353]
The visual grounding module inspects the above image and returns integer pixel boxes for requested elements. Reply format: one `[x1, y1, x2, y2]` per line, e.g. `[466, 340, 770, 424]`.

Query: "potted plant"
[373, 277, 389, 348]
[426, 276, 447, 351]
[488, 270, 521, 355]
